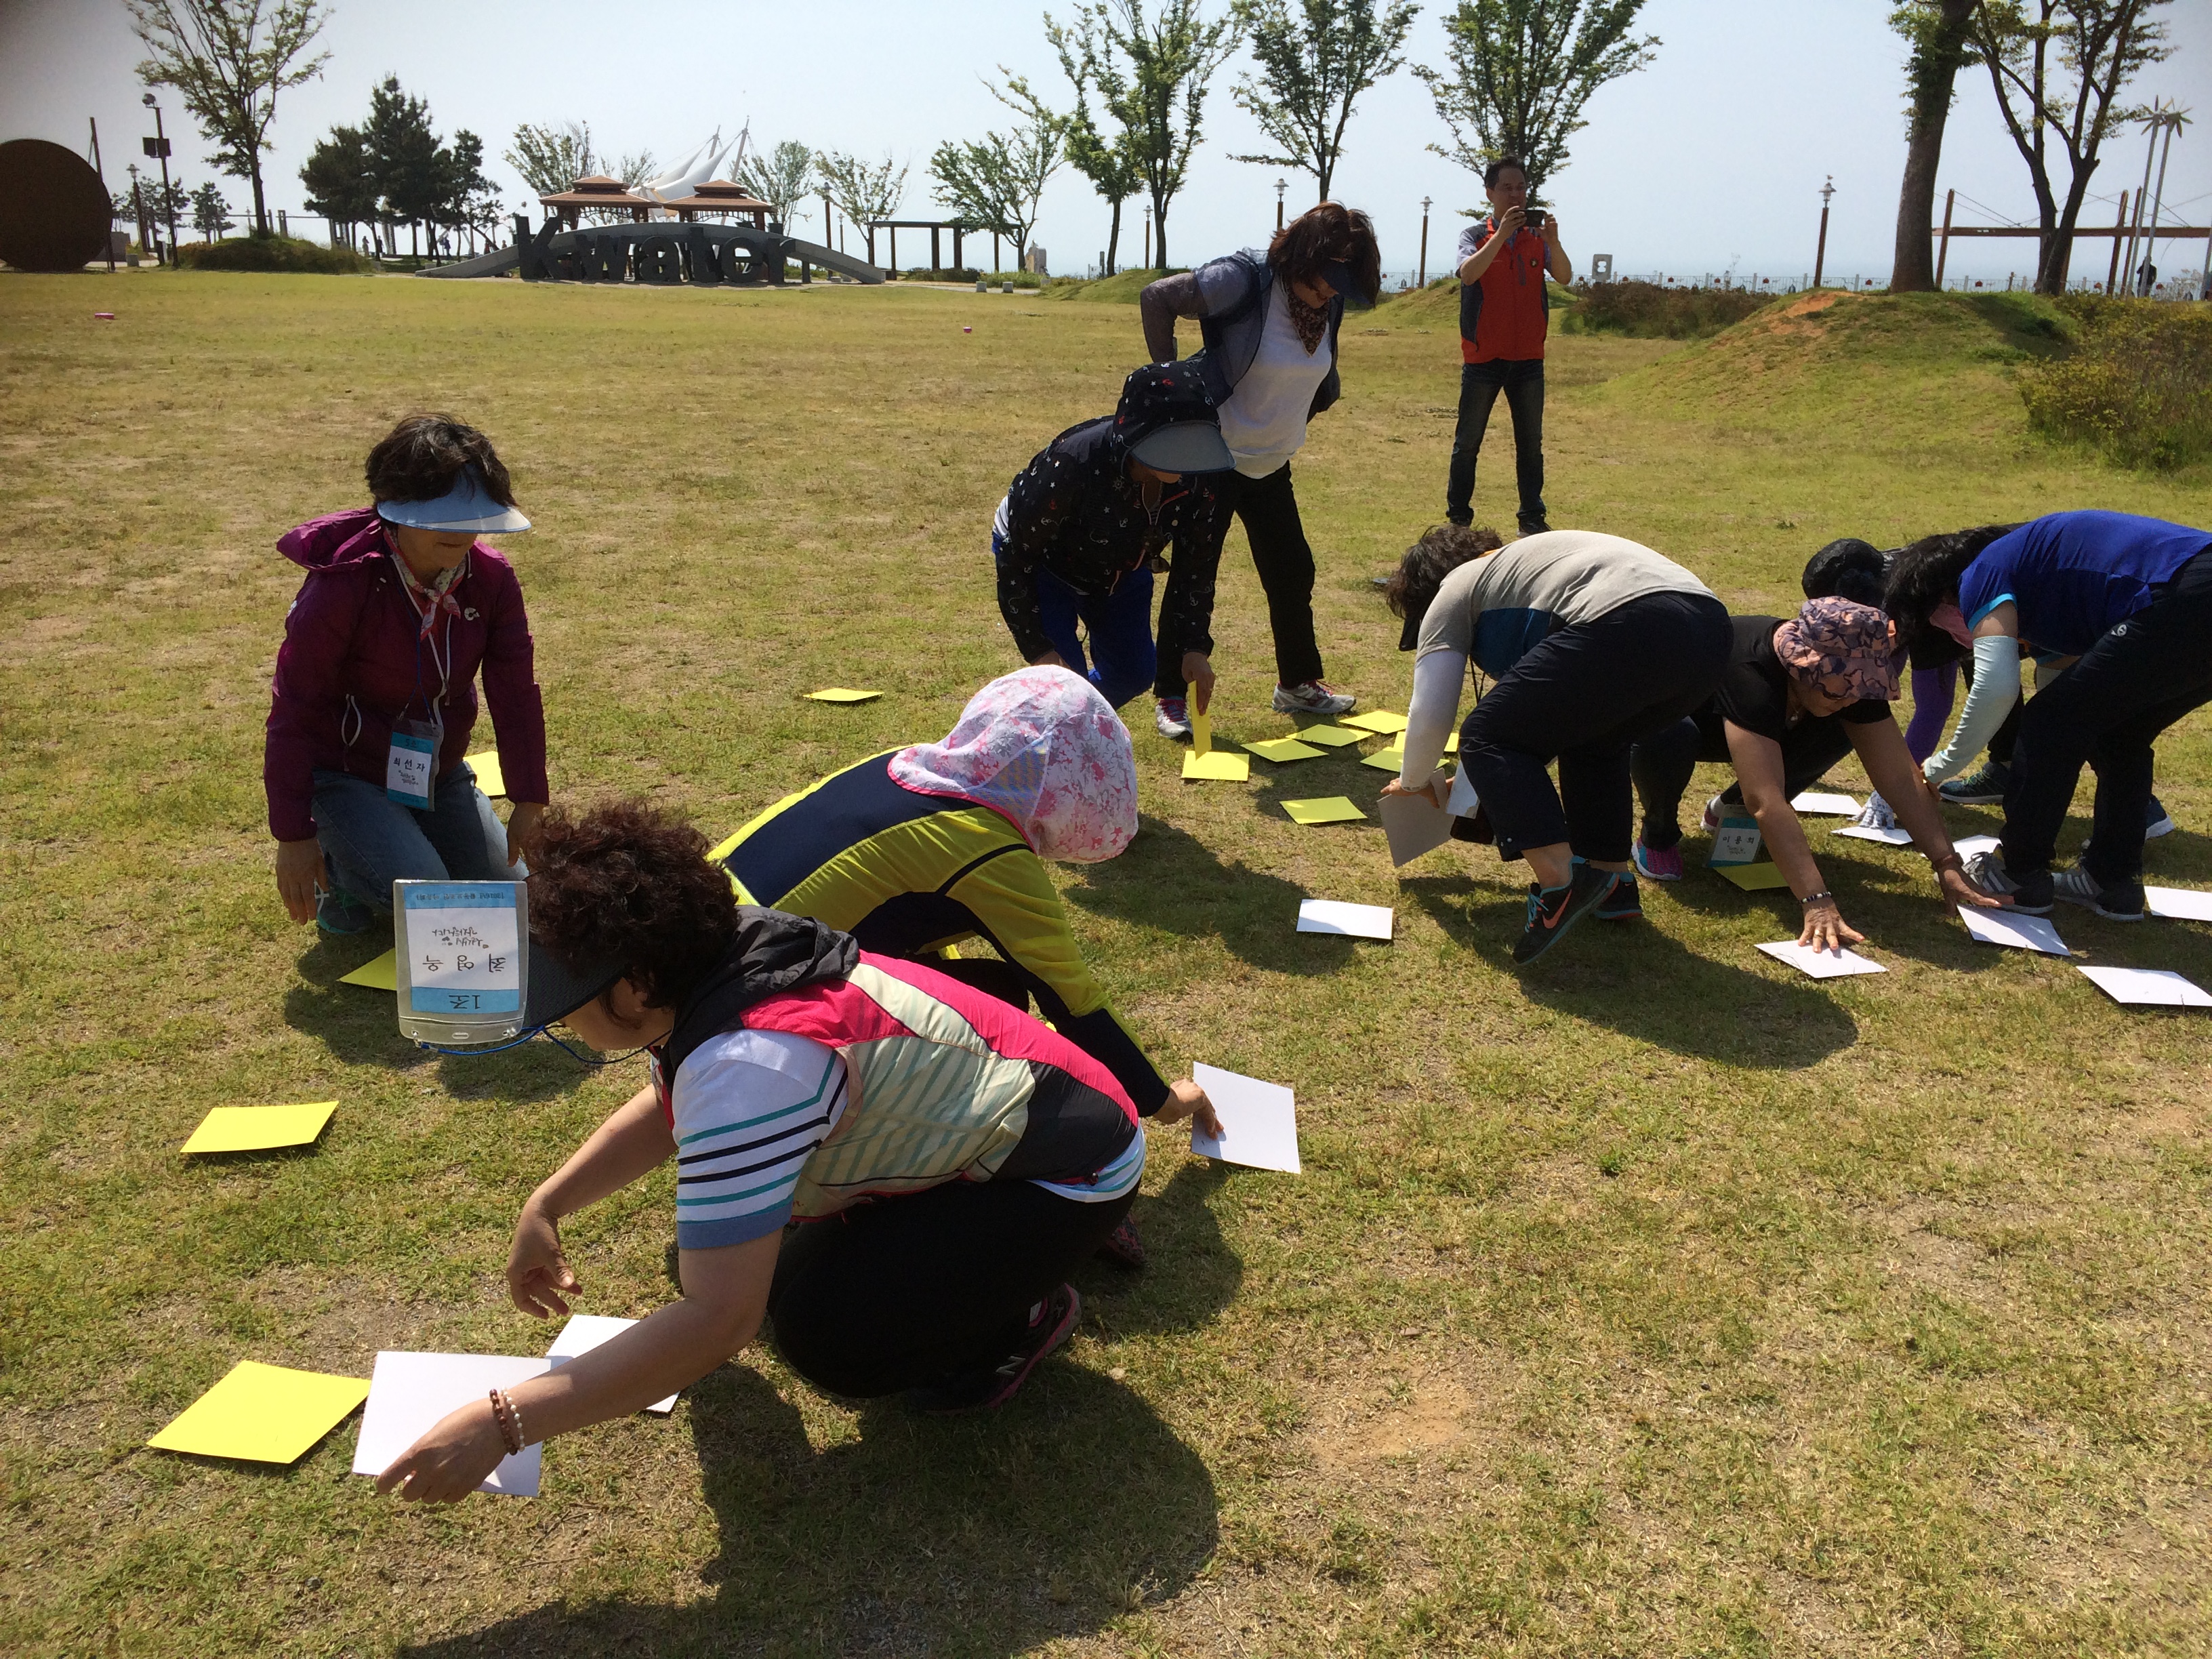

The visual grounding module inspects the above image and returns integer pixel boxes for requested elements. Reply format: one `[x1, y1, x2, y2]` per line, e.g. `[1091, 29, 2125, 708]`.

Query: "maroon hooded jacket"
[262, 508, 548, 842]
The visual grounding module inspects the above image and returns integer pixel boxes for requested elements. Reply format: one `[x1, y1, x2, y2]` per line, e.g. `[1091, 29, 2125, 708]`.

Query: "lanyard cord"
[413, 1027, 649, 1067]
[388, 533, 459, 730]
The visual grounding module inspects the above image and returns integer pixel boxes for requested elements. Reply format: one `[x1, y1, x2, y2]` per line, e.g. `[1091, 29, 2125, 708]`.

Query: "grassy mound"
[1046, 266, 1189, 303]
[2020, 296, 2212, 470]
[176, 234, 376, 274]
[1561, 278, 1774, 340]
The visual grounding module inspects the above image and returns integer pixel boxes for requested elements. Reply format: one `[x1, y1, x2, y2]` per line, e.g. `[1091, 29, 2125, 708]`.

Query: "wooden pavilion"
[537, 174, 652, 230]
[660, 179, 774, 228]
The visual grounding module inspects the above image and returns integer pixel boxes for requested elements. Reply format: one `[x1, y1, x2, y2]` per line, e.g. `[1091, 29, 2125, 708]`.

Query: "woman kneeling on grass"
[375, 800, 1145, 1502]
[264, 414, 549, 935]
[1627, 598, 2003, 949]
[711, 665, 1219, 1267]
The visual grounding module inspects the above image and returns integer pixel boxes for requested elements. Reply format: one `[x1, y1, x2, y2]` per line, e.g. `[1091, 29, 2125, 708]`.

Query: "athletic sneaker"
[1963, 848, 2053, 915]
[1938, 759, 2011, 806]
[1633, 838, 1683, 882]
[1595, 874, 1642, 921]
[1094, 1215, 1146, 1269]
[1511, 861, 1618, 965]
[1271, 680, 1357, 717]
[1155, 697, 1191, 741]
[904, 1284, 1082, 1414]
[1852, 792, 1898, 832]
[1700, 793, 1728, 832]
[2052, 865, 2146, 921]
[2146, 795, 2175, 838]
[316, 888, 372, 936]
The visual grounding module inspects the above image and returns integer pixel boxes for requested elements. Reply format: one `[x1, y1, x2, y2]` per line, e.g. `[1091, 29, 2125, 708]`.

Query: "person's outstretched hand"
[508, 1200, 581, 1318]
[1940, 865, 2011, 912]
[505, 800, 546, 869]
[1181, 653, 1216, 716]
[1380, 775, 1447, 808]
[375, 1399, 510, 1504]
[1797, 896, 1866, 952]
[1153, 1078, 1222, 1141]
[274, 838, 327, 924]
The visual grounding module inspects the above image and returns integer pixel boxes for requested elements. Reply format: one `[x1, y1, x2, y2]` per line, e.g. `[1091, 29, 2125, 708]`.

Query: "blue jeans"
[1447, 358, 1547, 532]
[312, 762, 512, 913]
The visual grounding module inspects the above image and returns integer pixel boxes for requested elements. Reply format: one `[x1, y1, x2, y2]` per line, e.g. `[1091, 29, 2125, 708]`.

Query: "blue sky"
[5, 0, 2207, 285]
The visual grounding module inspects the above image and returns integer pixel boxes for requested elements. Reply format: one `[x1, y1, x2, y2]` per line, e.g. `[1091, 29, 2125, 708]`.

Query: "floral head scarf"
[888, 667, 1139, 863]
[1772, 596, 1902, 703]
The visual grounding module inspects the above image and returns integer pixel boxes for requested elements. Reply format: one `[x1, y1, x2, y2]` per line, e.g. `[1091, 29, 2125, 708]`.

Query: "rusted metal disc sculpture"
[0, 139, 112, 272]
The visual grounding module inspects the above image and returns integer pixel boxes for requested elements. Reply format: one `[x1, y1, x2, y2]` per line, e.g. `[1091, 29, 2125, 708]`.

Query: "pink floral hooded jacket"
[262, 507, 548, 842]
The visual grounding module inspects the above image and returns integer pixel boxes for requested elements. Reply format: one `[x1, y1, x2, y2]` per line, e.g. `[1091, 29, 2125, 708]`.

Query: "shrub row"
[175, 235, 377, 274]
[1559, 279, 1775, 340]
[2020, 297, 2212, 470]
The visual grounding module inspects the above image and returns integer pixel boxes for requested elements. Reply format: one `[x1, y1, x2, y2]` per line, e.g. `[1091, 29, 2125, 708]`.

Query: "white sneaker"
[1154, 696, 1191, 740]
[1700, 793, 1727, 831]
[1852, 792, 1897, 832]
[1272, 680, 1355, 717]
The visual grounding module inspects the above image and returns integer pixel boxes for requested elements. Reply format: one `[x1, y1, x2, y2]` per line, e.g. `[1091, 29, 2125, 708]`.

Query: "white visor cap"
[375, 465, 531, 535]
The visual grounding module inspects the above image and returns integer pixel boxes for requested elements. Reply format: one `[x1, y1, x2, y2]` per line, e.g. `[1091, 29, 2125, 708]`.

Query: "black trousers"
[1446, 358, 1547, 531]
[1192, 463, 1326, 692]
[1461, 592, 1732, 864]
[2004, 550, 2212, 880]
[768, 1180, 1134, 1398]
[1631, 712, 1856, 851]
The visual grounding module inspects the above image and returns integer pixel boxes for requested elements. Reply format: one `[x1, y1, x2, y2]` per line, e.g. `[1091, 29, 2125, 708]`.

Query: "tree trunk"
[1152, 192, 1168, 271]
[249, 161, 270, 237]
[1106, 198, 1121, 275]
[1890, 0, 1975, 292]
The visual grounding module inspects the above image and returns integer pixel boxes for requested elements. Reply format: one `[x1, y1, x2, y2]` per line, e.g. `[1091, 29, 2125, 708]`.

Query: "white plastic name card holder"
[394, 880, 529, 1046]
[1708, 811, 1763, 867]
[386, 717, 440, 809]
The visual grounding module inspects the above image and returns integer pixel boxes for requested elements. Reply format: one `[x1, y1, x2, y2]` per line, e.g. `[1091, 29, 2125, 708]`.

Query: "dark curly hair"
[1384, 523, 1504, 627]
[1269, 202, 1381, 305]
[1883, 523, 2021, 665]
[1802, 538, 1891, 609]
[365, 413, 516, 507]
[527, 800, 737, 1010]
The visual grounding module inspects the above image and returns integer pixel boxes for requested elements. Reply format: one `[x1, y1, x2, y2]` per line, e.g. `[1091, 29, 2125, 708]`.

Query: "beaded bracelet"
[487, 1388, 525, 1455]
[1799, 890, 1836, 907]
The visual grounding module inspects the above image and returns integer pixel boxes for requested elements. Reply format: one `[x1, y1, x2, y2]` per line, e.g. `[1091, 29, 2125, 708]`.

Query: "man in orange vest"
[1447, 157, 1574, 537]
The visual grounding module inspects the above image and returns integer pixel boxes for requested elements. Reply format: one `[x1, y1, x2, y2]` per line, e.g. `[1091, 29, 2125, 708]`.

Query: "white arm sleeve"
[1922, 634, 2022, 784]
[1398, 651, 1467, 786]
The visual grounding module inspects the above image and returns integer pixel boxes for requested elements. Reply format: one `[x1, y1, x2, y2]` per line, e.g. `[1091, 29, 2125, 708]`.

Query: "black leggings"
[1192, 463, 1326, 692]
[767, 1179, 1134, 1398]
[1631, 712, 1856, 851]
[1460, 592, 1732, 863]
[2005, 549, 2212, 880]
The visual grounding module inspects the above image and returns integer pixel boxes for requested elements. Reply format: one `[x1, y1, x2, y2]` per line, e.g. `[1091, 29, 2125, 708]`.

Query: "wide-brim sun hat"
[1129, 419, 1235, 474]
[376, 463, 531, 534]
[1114, 363, 1235, 476]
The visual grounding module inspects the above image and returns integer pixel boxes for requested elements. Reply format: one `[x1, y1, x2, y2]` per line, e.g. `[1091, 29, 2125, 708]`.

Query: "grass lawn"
[4, 270, 2211, 1658]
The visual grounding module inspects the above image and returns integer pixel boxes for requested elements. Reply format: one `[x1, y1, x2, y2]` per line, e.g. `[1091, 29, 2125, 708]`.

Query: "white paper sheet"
[1952, 834, 2001, 858]
[1832, 823, 1914, 846]
[1958, 905, 2071, 956]
[1379, 791, 1452, 866]
[1755, 940, 1887, 979]
[1445, 767, 1479, 819]
[1297, 899, 1393, 941]
[1189, 1063, 1300, 1174]
[352, 1353, 553, 1495]
[2146, 886, 2212, 922]
[2077, 965, 2212, 1007]
[545, 1315, 676, 1414]
[1790, 791, 1860, 816]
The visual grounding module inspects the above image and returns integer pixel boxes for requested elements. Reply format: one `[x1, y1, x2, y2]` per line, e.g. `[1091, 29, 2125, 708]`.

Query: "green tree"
[126, 0, 331, 236]
[437, 129, 501, 251]
[299, 123, 377, 242]
[1048, 0, 1239, 269]
[363, 75, 442, 255]
[1965, 0, 2173, 294]
[1046, 19, 1146, 272]
[1889, 1, 1980, 291]
[1414, 0, 1658, 205]
[928, 76, 1066, 265]
[504, 121, 594, 199]
[739, 139, 819, 227]
[1229, 0, 1419, 203]
[189, 180, 234, 238]
[819, 150, 909, 260]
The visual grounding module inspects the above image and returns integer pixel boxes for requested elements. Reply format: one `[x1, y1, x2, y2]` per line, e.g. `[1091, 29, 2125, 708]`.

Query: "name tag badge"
[1708, 812, 1764, 867]
[386, 719, 438, 808]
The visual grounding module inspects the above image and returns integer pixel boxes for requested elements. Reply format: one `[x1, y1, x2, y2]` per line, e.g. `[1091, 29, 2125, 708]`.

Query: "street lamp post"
[1814, 176, 1835, 289]
[1275, 177, 1287, 232]
[142, 93, 178, 264]
[1418, 195, 1432, 287]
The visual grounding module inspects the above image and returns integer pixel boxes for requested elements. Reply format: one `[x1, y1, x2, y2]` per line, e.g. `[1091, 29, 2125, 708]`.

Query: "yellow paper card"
[1444, 731, 1460, 753]
[804, 687, 881, 703]
[464, 750, 506, 797]
[1291, 724, 1365, 748]
[1283, 796, 1367, 825]
[1341, 710, 1410, 736]
[1189, 707, 1212, 756]
[1361, 747, 1406, 773]
[1183, 750, 1250, 781]
[181, 1102, 337, 1155]
[1244, 737, 1324, 763]
[148, 1361, 369, 1465]
[338, 949, 396, 991]
[1715, 863, 1792, 891]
